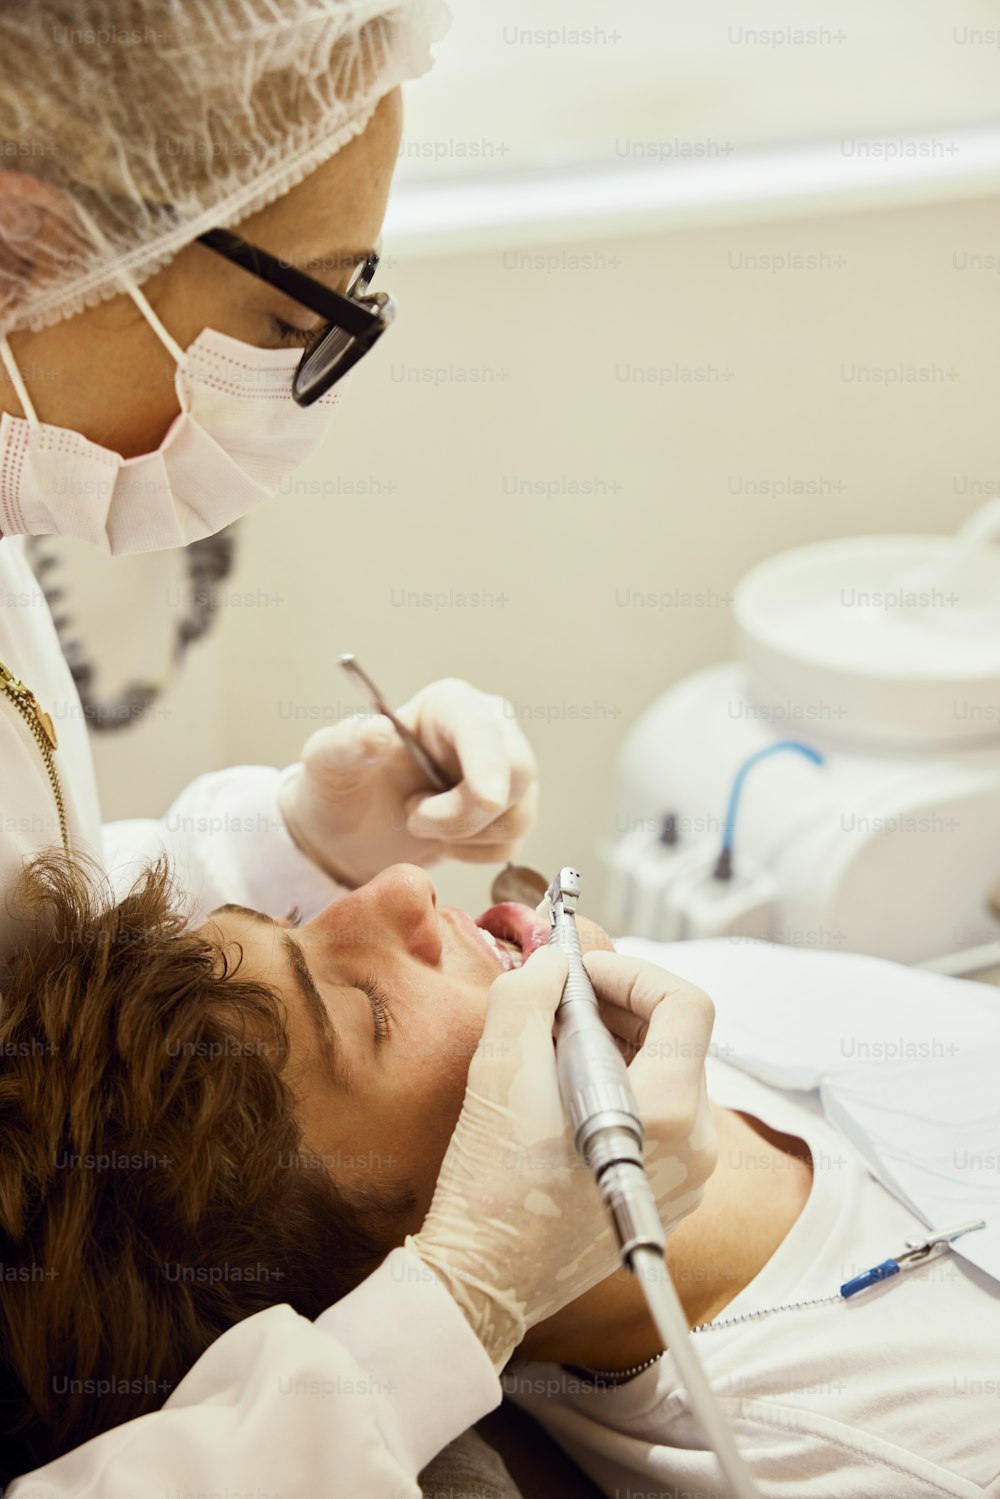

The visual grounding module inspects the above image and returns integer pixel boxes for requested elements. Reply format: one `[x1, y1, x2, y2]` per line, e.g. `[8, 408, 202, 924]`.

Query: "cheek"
[416, 1011, 483, 1125]
[155, 251, 274, 350]
[389, 1011, 485, 1216]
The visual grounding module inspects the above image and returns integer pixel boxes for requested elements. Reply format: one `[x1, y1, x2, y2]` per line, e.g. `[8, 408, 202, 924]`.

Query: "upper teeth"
[477, 928, 523, 967]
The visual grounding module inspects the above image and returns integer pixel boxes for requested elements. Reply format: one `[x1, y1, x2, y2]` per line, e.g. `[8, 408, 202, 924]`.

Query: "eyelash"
[359, 971, 393, 1045]
[272, 316, 323, 351]
[278, 903, 390, 1044]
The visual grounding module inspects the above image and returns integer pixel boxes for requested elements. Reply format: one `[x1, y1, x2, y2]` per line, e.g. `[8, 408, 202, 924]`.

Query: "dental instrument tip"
[546, 866, 583, 910]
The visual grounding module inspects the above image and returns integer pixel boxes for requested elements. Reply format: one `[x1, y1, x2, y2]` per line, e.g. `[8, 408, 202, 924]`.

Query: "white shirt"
[507, 1056, 1000, 1498]
[0, 537, 502, 1496]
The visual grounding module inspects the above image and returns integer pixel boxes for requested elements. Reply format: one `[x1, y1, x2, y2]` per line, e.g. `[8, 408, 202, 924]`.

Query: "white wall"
[86, 191, 1000, 920]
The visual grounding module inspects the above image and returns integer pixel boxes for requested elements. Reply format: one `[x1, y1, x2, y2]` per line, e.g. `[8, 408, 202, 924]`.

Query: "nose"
[305, 864, 442, 965]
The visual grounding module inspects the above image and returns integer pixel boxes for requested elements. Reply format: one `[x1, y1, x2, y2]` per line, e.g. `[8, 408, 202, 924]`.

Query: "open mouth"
[474, 903, 551, 971]
[474, 927, 523, 970]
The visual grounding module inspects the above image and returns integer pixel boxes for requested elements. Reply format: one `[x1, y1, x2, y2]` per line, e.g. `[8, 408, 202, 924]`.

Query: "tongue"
[476, 903, 550, 960]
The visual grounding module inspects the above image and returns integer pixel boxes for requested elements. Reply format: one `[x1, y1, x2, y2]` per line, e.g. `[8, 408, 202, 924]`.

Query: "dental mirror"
[490, 862, 550, 906]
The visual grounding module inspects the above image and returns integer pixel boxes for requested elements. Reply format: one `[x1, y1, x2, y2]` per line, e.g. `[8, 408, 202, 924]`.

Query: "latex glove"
[406, 947, 718, 1372]
[278, 678, 538, 887]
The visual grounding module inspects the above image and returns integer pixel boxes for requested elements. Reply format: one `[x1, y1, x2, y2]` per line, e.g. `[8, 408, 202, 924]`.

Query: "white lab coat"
[0, 537, 502, 1494]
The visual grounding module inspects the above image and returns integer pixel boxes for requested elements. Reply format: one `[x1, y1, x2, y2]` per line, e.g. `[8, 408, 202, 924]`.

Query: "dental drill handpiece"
[548, 870, 765, 1499]
[547, 868, 666, 1268]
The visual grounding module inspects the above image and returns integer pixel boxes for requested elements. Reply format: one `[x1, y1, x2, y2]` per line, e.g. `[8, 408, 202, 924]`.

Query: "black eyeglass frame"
[196, 227, 394, 405]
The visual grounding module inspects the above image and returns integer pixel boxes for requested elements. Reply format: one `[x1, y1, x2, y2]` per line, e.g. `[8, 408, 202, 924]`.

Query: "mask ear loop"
[70, 199, 187, 369]
[1, 203, 188, 427]
[20, 200, 236, 731]
[1, 201, 190, 428]
[0, 334, 40, 426]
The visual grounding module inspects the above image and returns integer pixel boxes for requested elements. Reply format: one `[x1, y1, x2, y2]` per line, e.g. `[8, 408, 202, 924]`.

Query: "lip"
[442, 906, 517, 972]
[475, 903, 550, 960]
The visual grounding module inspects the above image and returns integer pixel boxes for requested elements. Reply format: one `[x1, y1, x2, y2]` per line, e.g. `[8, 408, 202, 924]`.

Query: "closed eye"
[358, 971, 393, 1046]
[269, 901, 391, 1048]
[272, 316, 326, 352]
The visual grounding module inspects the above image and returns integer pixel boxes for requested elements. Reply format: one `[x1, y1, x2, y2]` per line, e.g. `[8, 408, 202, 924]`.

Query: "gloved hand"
[406, 947, 718, 1371]
[277, 678, 538, 887]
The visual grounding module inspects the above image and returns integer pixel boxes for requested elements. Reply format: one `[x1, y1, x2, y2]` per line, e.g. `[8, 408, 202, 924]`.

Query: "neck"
[515, 1102, 813, 1372]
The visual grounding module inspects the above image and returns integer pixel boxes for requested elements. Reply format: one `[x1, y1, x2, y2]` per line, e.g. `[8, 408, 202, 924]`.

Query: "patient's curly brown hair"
[0, 855, 413, 1485]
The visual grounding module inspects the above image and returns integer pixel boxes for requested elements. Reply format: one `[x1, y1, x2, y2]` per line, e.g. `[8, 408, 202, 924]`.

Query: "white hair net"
[0, 0, 449, 335]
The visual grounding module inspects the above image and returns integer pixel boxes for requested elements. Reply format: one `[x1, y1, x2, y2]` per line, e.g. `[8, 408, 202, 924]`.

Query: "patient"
[1, 855, 997, 1497]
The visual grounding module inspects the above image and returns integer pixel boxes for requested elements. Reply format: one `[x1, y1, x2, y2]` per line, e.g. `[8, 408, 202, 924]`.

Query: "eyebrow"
[280, 933, 354, 1091]
[213, 904, 351, 1091]
[286, 246, 372, 278]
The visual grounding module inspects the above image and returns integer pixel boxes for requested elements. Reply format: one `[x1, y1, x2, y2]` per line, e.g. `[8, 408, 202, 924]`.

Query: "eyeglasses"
[196, 228, 395, 406]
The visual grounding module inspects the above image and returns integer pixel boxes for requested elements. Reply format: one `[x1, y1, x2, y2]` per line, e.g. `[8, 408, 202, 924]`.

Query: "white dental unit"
[602, 501, 1000, 968]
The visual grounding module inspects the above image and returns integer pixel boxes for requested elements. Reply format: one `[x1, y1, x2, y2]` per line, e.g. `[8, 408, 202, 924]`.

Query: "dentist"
[0, 3, 716, 1493]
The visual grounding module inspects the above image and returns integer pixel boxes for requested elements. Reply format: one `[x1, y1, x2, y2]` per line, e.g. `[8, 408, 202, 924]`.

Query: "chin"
[577, 915, 615, 954]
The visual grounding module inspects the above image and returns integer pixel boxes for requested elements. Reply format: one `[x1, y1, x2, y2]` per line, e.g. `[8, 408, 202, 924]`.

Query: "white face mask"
[0, 285, 340, 556]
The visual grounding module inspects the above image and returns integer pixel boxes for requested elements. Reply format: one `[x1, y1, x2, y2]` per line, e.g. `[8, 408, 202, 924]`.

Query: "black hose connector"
[659, 811, 678, 846]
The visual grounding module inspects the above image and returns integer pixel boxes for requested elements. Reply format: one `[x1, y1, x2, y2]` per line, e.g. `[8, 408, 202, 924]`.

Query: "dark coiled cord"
[26, 528, 237, 731]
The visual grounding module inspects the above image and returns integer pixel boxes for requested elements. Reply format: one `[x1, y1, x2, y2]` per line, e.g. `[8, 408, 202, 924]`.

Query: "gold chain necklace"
[0, 658, 68, 852]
